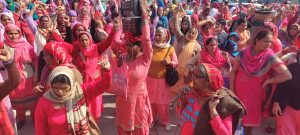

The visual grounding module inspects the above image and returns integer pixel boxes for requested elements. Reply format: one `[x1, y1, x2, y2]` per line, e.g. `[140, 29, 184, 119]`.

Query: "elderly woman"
[179, 63, 246, 135]
[35, 63, 111, 135]
[231, 29, 292, 134]
[146, 27, 178, 131]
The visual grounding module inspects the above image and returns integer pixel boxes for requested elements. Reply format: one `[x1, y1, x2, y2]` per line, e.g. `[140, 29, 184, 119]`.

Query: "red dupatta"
[200, 36, 226, 69]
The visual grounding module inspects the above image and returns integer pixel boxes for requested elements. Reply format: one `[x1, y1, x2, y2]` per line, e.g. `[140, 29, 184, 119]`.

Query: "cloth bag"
[105, 58, 128, 98]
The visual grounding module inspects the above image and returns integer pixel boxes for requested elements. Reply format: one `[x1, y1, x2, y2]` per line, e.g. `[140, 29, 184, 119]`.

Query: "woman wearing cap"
[146, 27, 178, 131]
[230, 29, 292, 134]
[179, 63, 246, 135]
[115, 0, 153, 134]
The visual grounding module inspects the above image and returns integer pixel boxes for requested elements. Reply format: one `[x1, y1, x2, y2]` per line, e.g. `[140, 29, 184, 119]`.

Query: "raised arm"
[0, 50, 21, 101]
[140, 0, 153, 63]
[173, 12, 184, 41]
[26, 4, 39, 33]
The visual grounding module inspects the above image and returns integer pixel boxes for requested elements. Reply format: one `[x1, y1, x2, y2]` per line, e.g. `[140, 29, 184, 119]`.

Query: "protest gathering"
[0, 0, 299, 134]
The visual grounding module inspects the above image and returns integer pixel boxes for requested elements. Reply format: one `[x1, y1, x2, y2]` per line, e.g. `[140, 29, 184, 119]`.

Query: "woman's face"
[157, 7, 164, 16]
[288, 25, 299, 37]
[255, 34, 273, 51]
[56, 0, 62, 5]
[186, 28, 197, 40]
[206, 39, 218, 53]
[40, 16, 50, 28]
[155, 31, 166, 44]
[192, 67, 208, 90]
[238, 22, 247, 31]
[7, 29, 20, 42]
[75, 26, 85, 36]
[213, 24, 222, 34]
[52, 83, 71, 98]
[79, 34, 90, 48]
[1, 15, 12, 26]
[43, 52, 53, 65]
[203, 24, 211, 35]
[181, 21, 189, 31]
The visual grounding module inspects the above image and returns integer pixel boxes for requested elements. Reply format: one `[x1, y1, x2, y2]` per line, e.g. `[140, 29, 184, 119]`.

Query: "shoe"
[165, 124, 172, 132]
[17, 120, 26, 130]
[264, 126, 274, 135]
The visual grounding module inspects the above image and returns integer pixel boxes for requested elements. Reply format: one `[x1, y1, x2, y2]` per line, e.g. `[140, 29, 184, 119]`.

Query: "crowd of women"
[0, 0, 299, 134]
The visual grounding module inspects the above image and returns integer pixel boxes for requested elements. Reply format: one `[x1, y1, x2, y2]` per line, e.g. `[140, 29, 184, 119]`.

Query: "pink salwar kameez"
[116, 23, 153, 134]
[276, 106, 300, 135]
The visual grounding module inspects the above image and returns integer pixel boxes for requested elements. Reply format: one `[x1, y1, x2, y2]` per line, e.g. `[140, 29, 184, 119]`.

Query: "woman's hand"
[99, 58, 111, 72]
[113, 17, 121, 31]
[272, 102, 282, 117]
[209, 95, 220, 110]
[0, 49, 12, 62]
[140, 0, 148, 15]
[33, 85, 44, 95]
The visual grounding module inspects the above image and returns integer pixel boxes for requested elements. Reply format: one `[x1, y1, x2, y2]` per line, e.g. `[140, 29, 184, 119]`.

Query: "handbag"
[87, 112, 101, 135]
[105, 58, 128, 98]
[164, 46, 179, 87]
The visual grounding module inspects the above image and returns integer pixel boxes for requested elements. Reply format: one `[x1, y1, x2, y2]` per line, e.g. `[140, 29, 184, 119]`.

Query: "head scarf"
[123, 32, 141, 45]
[4, 24, 34, 72]
[69, 10, 77, 17]
[201, 63, 224, 91]
[78, 6, 91, 27]
[154, 27, 171, 48]
[74, 32, 99, 80]
[264, 22, 282, 52]
[72, 23, 88, 41]
[200, 36, 226, 69]
[56, 13, 67, 38]
[220, 32, 240, 57]
[43, 41, 74, 69]
[44, 66, 89, 134]
[185, 27, 198, 41]
[0, 12, 15, 42]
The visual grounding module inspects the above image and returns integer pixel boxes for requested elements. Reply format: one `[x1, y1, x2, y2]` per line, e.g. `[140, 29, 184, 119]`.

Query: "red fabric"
[43, 41, 75, 69]
[295, 34, 300, 49]
[0, 102, 14, 135]
[200, 37, 226, 69]
[202, 63, 224, 91]
[123, 32, 141, 44]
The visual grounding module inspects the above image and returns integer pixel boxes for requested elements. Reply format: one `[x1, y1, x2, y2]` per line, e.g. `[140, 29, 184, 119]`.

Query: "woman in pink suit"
[2, 24, 38, 129]
[230, 29, 292, 134]
[72, 20, 120, 120]
[115, 0, 153, 134]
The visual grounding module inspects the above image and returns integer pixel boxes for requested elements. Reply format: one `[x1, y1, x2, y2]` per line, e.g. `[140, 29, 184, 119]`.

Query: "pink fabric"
[0, 101, 14, 135]
[240, 47, 274, 74]
[73, 31, 116, 120]
[105, 23, 113, 35]
[146, 77, 171, 104]
[276, 106, 300, 135]
[151, 104, 170, 126]
[15, 105, 35, 121]
[116, 24, 153, 132]
[117, 126, 149, 135]
[235, 68, 270, 126]
[264, 22, 282, 53]
[210, 115, 233, 135]
[78, 7, 91, 28]
[35, 71, 111, 135]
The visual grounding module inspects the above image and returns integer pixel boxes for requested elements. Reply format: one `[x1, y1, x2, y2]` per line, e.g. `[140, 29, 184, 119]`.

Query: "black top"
[272, 63, 300, 111]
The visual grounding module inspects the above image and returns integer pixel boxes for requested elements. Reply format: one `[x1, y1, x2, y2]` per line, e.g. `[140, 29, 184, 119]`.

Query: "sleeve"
[81, 70, 112, 101]
[35, 98, 48, 135]
[97, 30, 117, 55]
[210, 115, 233, 135]
[90, 19, 98, 43]
[26, 16, 37, 33]
[141, 21, 153, 63]
[170, 47, 178, 68]
[0, 62, 21, 101]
